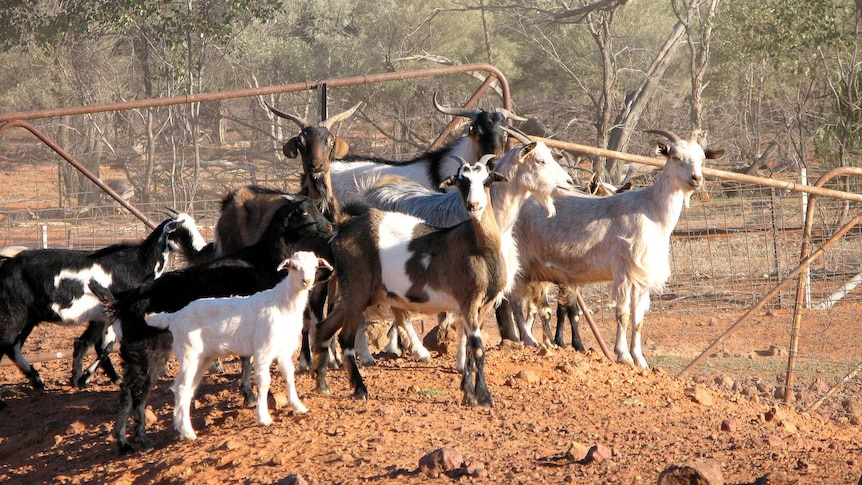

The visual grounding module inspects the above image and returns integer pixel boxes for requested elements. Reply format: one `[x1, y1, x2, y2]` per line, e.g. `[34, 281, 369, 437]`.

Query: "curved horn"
[644, 129, 683, 144]
[265, 102, 308, 129]
[320, 101, 363, 130]
[432, 92, 481, 119]
[502, 125, 534, 146]
[689, 128, 702, 143]
[163, 207, 179, 218]
[495, 107, 527, 122]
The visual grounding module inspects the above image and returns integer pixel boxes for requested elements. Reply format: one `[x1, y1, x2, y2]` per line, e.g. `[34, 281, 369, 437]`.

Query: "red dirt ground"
[1, 314, 861, 485]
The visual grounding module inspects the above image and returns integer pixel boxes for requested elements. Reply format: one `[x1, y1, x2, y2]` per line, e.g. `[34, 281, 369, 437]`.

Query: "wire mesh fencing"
[1, 85, 860, 424]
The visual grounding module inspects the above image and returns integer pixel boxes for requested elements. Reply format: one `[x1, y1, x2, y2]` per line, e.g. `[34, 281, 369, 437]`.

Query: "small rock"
[418, 445, 463, 478]
[66, 421, 86, 435]
[222, 439, 241, 450]
[720, 419, 736, 433]
[516, 370, 540, 384]
[269, 392, 288, 410]
[567, 441, 591, 462]
[538, 346, 554, 357]
[691, 385, 713, 407]
[809, 378, 829, 394]
[753, 471, 794, 484]
[658, 461, 724, 484]
[272, 474, 308, 485]
[145, 407, 158, 427]
[499, 339, 524, 350]
[465, 460, 487, 477]
[583, 444, 612, 464]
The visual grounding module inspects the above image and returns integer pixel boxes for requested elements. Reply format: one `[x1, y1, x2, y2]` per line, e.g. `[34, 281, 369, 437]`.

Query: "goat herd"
[0, 96, 723, 454]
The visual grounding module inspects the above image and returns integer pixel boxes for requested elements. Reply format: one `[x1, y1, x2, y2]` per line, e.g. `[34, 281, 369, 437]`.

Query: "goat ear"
[440, 175, 458, 189]
[704, 148, 725, 160]
[283, 138, 301, 159]
[318, 258, 334, 271]
[489, 171, 508, 184]
[333, 137, 350, 158]
[655, 142, 670, 157]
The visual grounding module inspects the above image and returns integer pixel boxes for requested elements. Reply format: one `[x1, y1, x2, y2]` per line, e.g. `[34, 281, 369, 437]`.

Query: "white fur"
[513, 134, 720, 367]
[146, 251, 332, 440]
[330, 137, 476, 207]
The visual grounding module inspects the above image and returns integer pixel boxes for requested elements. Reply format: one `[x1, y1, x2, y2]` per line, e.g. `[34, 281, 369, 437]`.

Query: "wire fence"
[1, 75, 860, 425]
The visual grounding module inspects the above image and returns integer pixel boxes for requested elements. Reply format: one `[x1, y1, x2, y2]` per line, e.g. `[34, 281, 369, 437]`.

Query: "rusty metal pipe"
[0, 120, 156, 229]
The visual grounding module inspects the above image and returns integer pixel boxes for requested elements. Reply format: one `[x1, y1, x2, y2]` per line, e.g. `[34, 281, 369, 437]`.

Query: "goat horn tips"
[644, 129, 683, 144]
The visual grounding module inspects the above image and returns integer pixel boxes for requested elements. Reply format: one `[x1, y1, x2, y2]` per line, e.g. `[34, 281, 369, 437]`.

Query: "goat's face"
[277, 251, 333, 289]
[284, 127, 349, 179]
[276, 197, 334, 240]
[445, 161, 506, 220]
[511, 141, 574, 217]
[469, 110, 509, 159]
[165, 213, 208, 256]
[656, 138, 723, 207]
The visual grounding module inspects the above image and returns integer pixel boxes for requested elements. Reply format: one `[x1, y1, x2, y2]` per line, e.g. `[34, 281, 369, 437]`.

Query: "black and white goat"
[315, 159, 516, 406]
[0, 213, 206, 409]
[142, 251, 332, 441]
[512, 130, 723, 367]
[91, 195, 333, 453]
[330, 94, 521, 208]
[357, 135, 574, 365]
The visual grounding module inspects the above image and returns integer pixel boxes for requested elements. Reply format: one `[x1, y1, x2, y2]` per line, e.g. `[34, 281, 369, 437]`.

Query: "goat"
[91, 196, 333, 453]
[0, 213, 207, 409]
[314, 159, 514, 406]
[357, 135, 574, 365]
[514, 168, 634, 349]
[512, 130, 723, 367]
[261, 102, 360, 222]
[138, 252, 332, 441]
[329, 93, 521, 208]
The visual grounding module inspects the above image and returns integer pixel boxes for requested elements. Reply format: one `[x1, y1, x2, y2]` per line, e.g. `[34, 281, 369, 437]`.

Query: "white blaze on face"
[52, 264, 113, 325]
[458, 162, 491, 219]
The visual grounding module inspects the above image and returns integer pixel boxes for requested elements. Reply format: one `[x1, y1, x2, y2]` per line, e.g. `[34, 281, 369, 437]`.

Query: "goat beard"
[684, 191, 693, 208]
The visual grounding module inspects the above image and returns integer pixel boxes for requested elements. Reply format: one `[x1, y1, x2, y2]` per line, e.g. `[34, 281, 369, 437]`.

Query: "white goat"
[356, 137, 574, 365]
[144, 251, 333, 440]
[512, 129, 723, 367]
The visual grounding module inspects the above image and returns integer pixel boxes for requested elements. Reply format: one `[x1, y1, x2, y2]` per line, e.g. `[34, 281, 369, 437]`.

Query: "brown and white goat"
[314, 160, 509, 406]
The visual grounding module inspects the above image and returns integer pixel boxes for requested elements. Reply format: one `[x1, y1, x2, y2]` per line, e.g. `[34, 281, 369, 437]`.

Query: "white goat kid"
[145, 251, 333, 441]
[513, 129, 723, 368]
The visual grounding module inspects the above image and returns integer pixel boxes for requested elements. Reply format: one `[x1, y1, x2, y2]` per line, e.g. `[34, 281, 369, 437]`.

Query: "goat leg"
[471, 335, 494, 407]
[239, 356, 257, 407]
[495, 298, 519, 342]
[338, 332, 368, 400]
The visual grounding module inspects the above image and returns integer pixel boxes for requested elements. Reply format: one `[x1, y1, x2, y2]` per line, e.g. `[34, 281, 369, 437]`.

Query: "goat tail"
[88, 279, 117, 319]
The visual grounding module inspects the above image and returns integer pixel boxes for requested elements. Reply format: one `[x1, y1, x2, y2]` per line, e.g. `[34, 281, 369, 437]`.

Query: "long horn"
[644, 129, 683, 144]
[265, 102, 308, 129]
[163, 207, 179, 217]
[502, 125, 534, 146]
[496, 107, 527, 122]
[433, 92, 481, 119]
[320, 102, 363, 130]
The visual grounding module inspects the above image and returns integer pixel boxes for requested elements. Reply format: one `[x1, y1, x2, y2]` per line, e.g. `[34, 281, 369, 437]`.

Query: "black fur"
[0, 215, 202, 407]
[97, 196, 332, 453]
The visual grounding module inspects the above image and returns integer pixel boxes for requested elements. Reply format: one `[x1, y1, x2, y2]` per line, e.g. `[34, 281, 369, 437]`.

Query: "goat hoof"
[242, 395, 258, 408]
[352, 390, 368, 401]
[117, 442, 135, 455]
[138, 437, 156, 453]
[315, 385, 331, 397]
